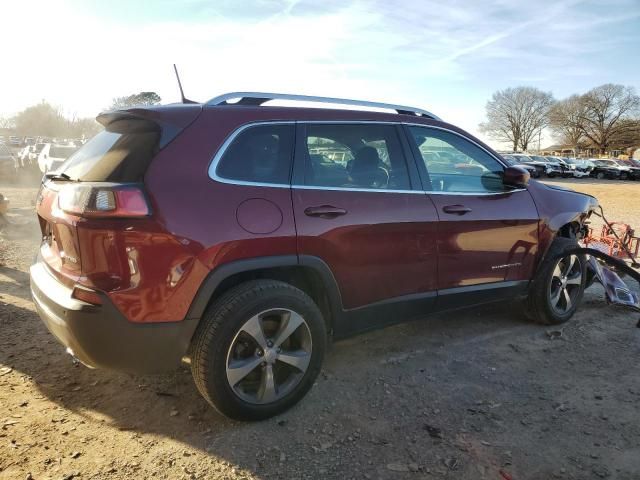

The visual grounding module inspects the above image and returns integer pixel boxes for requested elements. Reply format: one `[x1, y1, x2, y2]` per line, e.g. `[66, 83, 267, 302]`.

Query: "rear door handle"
[304, 205, 348, 219]
[442, 204, 472, 215]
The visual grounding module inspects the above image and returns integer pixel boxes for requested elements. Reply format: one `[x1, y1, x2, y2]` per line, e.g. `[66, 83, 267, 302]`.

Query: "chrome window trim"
[205, 92, 441, 120]
[291, 184, 423, 195]
[208, 120, 524, 197]
[425, 188, 526, 196]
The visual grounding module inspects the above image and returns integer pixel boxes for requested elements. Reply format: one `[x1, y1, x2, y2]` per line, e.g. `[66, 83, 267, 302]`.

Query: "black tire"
[547, 172, 556, 178]
[525, 237, 587, 325]
[190, 280, 326, 421]
[596, 172, 605, 180]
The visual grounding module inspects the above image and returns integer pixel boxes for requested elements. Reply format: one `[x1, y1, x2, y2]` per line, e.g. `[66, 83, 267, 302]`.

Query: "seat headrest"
[353, 146, 380, 170]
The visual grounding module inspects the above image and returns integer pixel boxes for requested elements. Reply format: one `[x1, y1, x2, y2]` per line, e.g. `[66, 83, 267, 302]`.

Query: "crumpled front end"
[583, 248, 640, 312]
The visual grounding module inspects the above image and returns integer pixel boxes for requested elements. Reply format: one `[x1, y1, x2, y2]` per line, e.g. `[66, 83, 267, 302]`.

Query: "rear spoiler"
[96, 105, 202, 149]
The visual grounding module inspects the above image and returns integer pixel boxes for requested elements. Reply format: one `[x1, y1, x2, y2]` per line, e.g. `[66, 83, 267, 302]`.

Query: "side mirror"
[503, 165, 530, 188]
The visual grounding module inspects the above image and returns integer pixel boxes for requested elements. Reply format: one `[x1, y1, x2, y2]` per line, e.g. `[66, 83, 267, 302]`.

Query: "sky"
[1, 0, 639, 147]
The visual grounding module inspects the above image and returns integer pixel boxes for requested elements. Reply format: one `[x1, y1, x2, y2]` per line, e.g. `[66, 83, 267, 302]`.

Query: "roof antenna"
[173, 64, 196, 104]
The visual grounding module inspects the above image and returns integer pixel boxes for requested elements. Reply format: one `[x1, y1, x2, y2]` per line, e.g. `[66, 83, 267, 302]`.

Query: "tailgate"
[36, 182, 83, 284]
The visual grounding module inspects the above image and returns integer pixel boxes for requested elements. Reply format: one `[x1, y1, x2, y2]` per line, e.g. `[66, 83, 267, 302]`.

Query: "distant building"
[540, 144, 575, 156]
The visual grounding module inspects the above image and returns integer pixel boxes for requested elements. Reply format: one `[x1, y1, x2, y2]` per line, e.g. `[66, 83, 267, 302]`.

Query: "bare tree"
[12, 101, 67, 137]
[9, 101, 102, 139]
[607, 119, 640, 152]
[109, 92, 162, 110]
[549, 94, 586, 155]
[0, 116, 14, 130]
[578, 84, 640, 154]
[479, 87, 554, 152]
[67, 117, 102, 139]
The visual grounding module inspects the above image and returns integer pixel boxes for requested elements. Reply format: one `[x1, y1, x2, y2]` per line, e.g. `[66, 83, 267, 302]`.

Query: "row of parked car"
[501, 153, 640, 180]
[0, 141, 79, 183]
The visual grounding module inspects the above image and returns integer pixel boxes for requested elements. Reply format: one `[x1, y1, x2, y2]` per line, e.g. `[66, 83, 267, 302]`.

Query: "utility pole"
[538, 129, 542, 153]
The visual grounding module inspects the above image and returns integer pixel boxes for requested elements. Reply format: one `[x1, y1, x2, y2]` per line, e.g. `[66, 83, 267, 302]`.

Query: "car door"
[291, 122, 439, 323]
[404, 125, 539, 305]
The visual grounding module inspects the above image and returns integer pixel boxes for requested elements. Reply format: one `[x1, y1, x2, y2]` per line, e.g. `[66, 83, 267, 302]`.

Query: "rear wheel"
[190, 280, 326, 420]
[596, 172, 605, 180]
[525, 237, 586, 325]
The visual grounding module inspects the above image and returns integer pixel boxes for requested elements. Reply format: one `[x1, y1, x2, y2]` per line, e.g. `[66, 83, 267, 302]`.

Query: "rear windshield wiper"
[44, 172, 76, 182]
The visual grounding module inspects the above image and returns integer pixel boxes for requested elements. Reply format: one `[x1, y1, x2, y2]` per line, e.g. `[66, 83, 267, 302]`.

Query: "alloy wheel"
[225, 309, 312, 404]
[548, 254, 582, 315]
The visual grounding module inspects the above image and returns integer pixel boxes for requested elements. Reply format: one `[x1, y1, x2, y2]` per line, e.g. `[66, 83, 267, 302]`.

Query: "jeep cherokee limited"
[31, 92, 601, 420]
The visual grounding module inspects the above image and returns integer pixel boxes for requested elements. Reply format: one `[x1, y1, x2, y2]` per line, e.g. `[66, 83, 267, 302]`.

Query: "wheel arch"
[184, 255, 343, 338]
[534, 215, 588, 280]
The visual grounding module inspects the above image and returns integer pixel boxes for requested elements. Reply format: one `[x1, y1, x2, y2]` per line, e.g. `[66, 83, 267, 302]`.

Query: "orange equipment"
[583, 222, 640, 259]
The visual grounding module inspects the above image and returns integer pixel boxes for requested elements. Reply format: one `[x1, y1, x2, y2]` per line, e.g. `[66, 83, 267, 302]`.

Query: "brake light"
[71, 286, 103, 305]
[58, 184, 150, 217]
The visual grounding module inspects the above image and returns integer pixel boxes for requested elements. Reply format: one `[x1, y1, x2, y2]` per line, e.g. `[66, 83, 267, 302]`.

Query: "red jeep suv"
[31, 92, 597, 420]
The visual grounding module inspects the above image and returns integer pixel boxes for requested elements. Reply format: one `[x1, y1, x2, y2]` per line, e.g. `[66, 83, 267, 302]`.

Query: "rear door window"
[302, 123, 410, 190]
[214, 124, 294, 185]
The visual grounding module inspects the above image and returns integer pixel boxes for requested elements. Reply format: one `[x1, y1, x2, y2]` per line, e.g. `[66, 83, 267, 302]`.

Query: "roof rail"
[205, 92, 441, 120]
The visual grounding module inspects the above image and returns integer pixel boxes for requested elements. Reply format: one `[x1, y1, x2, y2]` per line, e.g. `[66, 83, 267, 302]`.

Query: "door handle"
[442, 204, 472, 215]
[304, 205, 347, 219]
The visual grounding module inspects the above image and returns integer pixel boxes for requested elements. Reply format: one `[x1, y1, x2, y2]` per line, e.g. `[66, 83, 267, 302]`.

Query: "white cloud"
[1, 0, 639, 149]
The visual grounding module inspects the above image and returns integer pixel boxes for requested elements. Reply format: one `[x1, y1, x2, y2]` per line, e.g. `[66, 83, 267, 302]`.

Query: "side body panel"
[292, 188, 439, 309]
[429, 191, 540, 289]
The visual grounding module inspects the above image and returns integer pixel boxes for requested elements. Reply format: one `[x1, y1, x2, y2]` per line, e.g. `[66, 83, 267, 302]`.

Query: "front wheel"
[525, 237, 586, 325]
[190, 280, 326, 420]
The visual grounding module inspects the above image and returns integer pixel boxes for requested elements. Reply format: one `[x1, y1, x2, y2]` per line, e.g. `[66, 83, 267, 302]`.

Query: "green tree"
[109, 92, 161, 110]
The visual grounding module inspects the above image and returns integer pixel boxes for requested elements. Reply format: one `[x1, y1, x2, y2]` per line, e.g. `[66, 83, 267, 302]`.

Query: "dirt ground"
[1, 178, 639, 480]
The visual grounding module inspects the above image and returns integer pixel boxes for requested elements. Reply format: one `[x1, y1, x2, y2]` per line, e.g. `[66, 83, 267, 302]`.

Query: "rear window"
[60, 119, 160, 182]
[49, 146, 77, 159]
[215, 124, 294, 185]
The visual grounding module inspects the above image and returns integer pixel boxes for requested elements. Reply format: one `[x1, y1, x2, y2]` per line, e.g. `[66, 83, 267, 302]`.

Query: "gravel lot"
[1, 178, 639, 480]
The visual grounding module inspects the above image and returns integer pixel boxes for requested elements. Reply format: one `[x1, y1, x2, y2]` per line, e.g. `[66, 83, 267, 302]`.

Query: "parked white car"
[559, 158, 591, 178]
[37, 144, 77, 173]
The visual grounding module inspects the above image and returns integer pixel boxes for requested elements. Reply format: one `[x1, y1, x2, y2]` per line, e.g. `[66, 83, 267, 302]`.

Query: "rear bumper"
[30, 258, 199, 374]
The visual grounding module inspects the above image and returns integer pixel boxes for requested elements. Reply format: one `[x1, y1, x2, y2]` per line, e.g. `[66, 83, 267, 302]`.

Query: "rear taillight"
[71, 285, 103, 305]
[57, 184, 150, 218]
